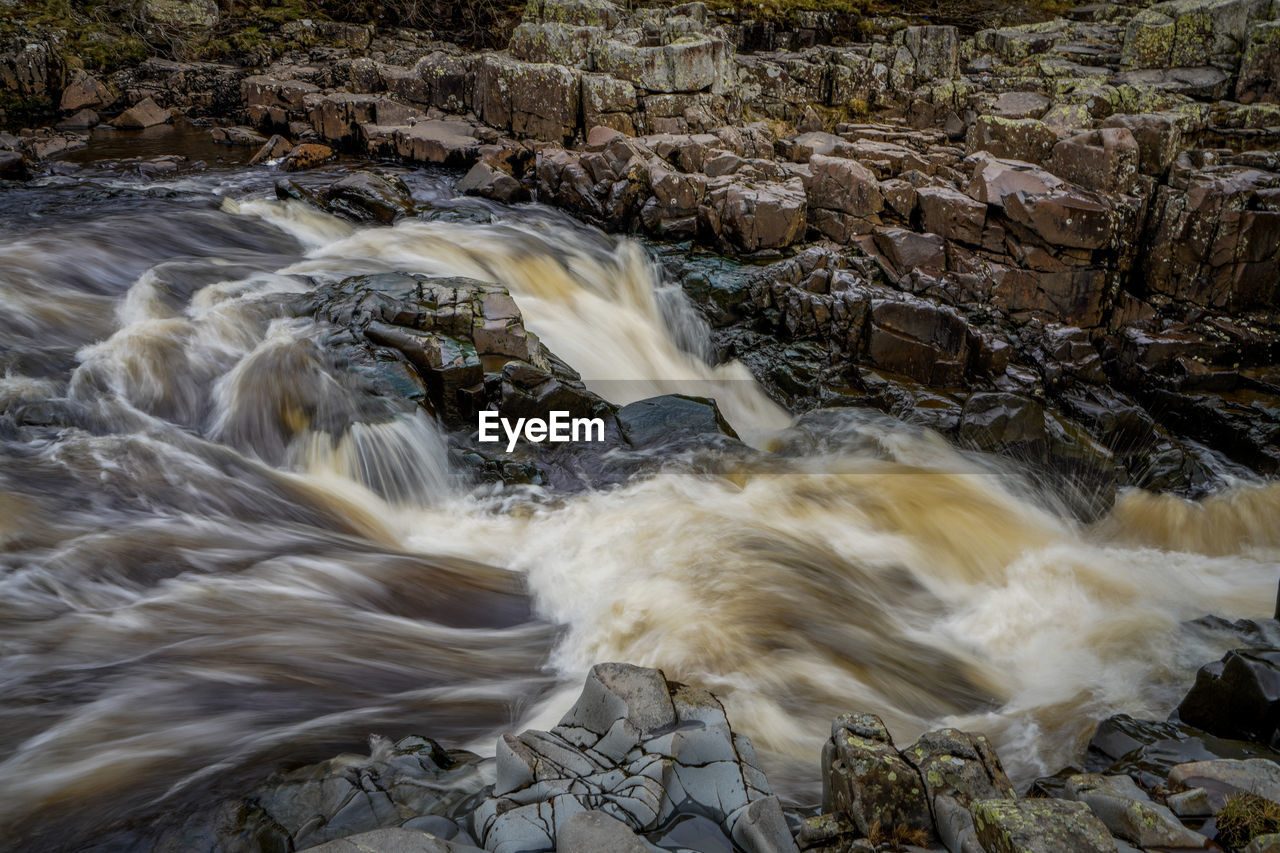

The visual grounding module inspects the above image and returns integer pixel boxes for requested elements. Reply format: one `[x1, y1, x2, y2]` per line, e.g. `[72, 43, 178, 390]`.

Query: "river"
[1, 131, 1277, 851]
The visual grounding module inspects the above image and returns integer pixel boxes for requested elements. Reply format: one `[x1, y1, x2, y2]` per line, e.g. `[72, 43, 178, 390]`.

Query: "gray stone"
[823, 713, 932, 840]
[970, 799, 1118, 853]
[1168, 759, 1280, 809]
[1167, 787, 1213, 818]
[556, 811, 663, 853]
[1064, 773, 1208, 848]
[299, 827, 483, 852]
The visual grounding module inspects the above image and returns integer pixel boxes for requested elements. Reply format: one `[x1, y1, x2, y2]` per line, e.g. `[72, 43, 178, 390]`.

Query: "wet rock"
[282, 143, 336, 171]
[616, 394, 739, 449]
[473, 663, 795, 853]
[56, 108, 99, 130]
[1168, 759, 1280, 809]
[959, 392, 1046, 455]
[823, 713, 932, 840]
[300, 828, 484, 852]
[970, 798, 1117, 853]
[250, 134, 292, 165]
[219, 735, 488, 852]
[110, 96, 171, 129]
[1086, 713, 1280, 790]
[1176, 650, 1280, 748]
[456, 161, 527, 203]
[324, 171, 415, 223]
[1048, 127, 1139, 194]
[867, 295, 973, 385]
[60, 71, 112, 112]
[0, 150, 30, 180]
[1063, 773, 1208, 848]
[211, 125, 266, 146]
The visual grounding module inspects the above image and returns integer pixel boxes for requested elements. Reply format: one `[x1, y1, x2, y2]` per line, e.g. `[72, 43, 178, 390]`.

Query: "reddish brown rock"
[110, 97, 171, 129]
[1048, 127, 1140, 194]
[917, 186, 987, 246]
[281, 143, 335, 172]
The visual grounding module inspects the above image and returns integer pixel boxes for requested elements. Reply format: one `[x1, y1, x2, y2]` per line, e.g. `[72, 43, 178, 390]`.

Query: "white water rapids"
[0, 163, 1276, 851]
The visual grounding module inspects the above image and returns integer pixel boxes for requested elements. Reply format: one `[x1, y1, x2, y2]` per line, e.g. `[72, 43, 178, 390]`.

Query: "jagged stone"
[1047, 127, 1139, 193]
[110, 96, 171, 129]
[701, 176, 807, 252]
[823, 713, 932, 840]
[1176, 650, 1280, 747]
[917, 186, 987, 246]
[474, 663, 796, 853]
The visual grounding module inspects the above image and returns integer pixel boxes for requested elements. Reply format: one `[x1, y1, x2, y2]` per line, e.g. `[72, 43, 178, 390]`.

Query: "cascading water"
[0, 158, 1276, 852]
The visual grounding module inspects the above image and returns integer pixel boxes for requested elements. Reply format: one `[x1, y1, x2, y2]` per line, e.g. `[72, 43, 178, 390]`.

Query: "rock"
[917, 186, 987, 246]
[1121, 0, 1269, 70]
[60, 72, 111, 112]
[967, 117, 1059, 165]
[110, 97, 171, 129]
[1099, 113, 1183, 177]
[823, 713, 933, 840]
[902, 728, 1016, 810]
[1168, 759, 1280, 809]
[142, 0, 219, 28]
[1246, 834, 1280, 853]
[210, 125, 266, 146]
[324, 171, 415, 224]
[556, 811, 662, 853]
[457, 161, 527, 203]
[990, 91, 1052, 120]
[594, 35, 734, 95]
[702, 177, 807, 252]
[872, 227, 946, 275]
[474, 55, 580, 144]
[1176, 649, 1280, 747]
[1237, 21, 1280, 104]
[308, 92, 379, 147]
[473, 663, 796, 853]
[1004, 189, 1113, 250]
[966, 154, 1065, 206]
[969, 799, 1118, 853]
[0, 150, 30, 180]
[1167, 787, 1214, 817]
[299, 827, 484, 852]
[281, 143, 335, 172]
[250, 134, 292, 165]
[934, 794, 984, 853]
[867, 295, 973, 385]
[616, 394, 739, 449]
[891, 25, 959, 89]
[1047, 128, 1139, 194]
[804, 154, 883, 217]
[56, 108, 99, 130]
[393, 120, 480, 166]
[1063, 773, 1208, 848]
[959, 393, 1045, 456]
[1085, 713, 1280, 790]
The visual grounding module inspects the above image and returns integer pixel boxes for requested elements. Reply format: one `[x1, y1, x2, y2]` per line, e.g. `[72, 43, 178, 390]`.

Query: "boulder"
[110, 97, 171, 129]
[474, 56, 580, 144]
[281, 143, 335, 172]
[56, 108, 99, 129]
[959, 393, 1046, 456]
[891, 25, 959, 89]
[902, 728, 1016, 809]
[392, 121, 480, 166]
[872, 227, 946, 275]
[1063, 774, 1208, 848]
[823, 713, 933, 840]
[60, 72, 111, 112]
[457, 161, 527, 203]
[867, 295, 973, 386]
[1048, 128, 1139, 194]
[615, 394, 739, 449]
[556, 812, 662, 853]
[1004, 189, 1114, 250]
[990, 91, 1052, 120]
[917, 186, 987, 246]
[1176, 649, 1280, 747]
[250, 134, 292, 165]
[701, 177, 807, 252]
[966, 154, 1065, 207]
[1121, 0, 1269, 69]
[804, 154, 883, 217]
[967, 117, 1059, 165]
[594, 35, 734, 95]
[1100, 112, 1183, 177]
[0, 150, 30, 180]
[324, 171, 415, 224]
[970, 799, 1118, 853]
[1168, 759, 1280, 809]
[210, 125, 266, 146]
